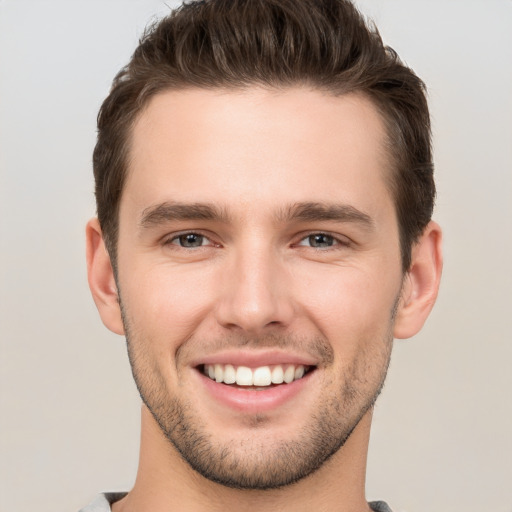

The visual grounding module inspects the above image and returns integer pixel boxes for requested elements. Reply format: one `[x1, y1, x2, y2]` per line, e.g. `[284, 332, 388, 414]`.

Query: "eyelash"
[163, 231, 217, 249]
[295, 232, 350, 249]
[162, 231, 350, 250]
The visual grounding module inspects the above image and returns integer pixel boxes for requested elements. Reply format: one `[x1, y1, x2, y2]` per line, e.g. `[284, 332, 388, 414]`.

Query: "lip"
[190, 349, 318, 368]
[193, 365, 315, 413]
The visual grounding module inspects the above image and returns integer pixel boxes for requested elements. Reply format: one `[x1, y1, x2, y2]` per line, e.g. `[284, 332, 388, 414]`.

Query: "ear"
[393, 221, 443, 339]
[86, 218, 125, 335]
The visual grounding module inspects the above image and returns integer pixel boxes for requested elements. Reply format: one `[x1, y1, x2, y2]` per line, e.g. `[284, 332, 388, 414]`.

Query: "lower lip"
[196, 370, 314, 413]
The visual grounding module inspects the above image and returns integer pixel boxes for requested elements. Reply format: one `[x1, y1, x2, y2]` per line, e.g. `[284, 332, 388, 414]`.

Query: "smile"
[202, 363, 312, 387]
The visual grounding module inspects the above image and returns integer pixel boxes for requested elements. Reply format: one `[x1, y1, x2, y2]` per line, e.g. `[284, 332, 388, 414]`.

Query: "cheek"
[119, 260, 219, 342]
[297, 264, 398, 344]
[304, 270, 396, 394]
[301, 264, 391, 308]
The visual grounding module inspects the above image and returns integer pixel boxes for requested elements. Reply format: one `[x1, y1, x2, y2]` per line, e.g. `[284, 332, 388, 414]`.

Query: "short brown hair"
[93, 0, 435, 272]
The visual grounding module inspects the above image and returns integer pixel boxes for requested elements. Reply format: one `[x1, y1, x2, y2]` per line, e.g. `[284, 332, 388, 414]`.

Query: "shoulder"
[369, 501, 393, 512]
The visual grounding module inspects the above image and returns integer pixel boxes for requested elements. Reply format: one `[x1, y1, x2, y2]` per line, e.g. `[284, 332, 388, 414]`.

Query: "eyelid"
[160, 229, 351, 249]
[162, 230, 221, 248]
[294, 231, 352, 248]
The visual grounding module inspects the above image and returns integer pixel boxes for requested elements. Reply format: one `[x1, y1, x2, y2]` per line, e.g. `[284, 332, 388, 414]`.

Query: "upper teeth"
[203, 364, 308, 387]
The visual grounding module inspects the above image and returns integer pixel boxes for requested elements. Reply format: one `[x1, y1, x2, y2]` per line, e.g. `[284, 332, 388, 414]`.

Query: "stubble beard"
[121, 304, 394, 490]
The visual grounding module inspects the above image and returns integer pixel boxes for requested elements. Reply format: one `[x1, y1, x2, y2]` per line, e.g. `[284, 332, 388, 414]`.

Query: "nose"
[214, 245, 295, 334]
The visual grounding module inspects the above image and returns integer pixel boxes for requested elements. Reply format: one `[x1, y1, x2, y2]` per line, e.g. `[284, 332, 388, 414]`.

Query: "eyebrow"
[139, 200, 374, 230]
[139, 201, 229, 228]
[277, 202, 375, 230]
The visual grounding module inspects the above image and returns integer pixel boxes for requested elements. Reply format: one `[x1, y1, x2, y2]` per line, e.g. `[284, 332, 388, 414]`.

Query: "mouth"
[193, 357, 318, 413]
[199, 363, 314, 389]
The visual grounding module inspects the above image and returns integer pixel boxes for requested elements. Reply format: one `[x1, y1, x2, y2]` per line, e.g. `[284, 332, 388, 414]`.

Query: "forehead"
[124, 87, 393, 219]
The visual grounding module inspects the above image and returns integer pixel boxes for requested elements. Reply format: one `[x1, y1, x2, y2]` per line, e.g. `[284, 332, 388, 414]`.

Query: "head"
[87, 0, 442, 493]
[93, 0, 434, 275]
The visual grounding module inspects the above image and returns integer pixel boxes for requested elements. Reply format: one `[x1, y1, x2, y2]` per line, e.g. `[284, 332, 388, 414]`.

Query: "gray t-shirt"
[79, 492, 393, 511]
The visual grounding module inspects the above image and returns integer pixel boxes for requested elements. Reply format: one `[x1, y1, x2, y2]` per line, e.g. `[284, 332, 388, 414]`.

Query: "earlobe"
[85, 218, 125, 335]
[393, 221, 443, 339]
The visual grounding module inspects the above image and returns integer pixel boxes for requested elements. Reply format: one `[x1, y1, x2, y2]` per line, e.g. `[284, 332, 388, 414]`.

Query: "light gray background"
[1, 1, 511, 511]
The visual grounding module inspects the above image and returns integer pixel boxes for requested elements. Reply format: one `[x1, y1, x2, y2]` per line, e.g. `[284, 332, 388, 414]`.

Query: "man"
[83, 0, 442, 511]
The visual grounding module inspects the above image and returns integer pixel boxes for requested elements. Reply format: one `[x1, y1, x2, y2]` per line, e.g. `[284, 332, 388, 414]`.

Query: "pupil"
[310, 234, 332, 247]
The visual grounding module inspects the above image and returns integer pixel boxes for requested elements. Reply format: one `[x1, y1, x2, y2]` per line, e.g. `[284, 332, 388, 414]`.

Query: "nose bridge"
[215, 238, 293, 332]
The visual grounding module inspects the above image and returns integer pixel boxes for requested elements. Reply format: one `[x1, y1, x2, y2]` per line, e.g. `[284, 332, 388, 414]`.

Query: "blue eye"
[172, 233, 207, 248]
[299, 233, 337, 248]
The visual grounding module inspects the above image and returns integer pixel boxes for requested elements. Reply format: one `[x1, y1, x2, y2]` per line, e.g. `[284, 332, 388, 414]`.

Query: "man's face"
[115, 87, 404, 488]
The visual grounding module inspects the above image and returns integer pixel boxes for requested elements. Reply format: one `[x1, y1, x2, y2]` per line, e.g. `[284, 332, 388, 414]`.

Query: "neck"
[113, 406, 374, 512]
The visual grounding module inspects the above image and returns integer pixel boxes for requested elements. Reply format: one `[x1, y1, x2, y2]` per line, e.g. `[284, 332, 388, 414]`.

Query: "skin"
[86, 87, 442, 512]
